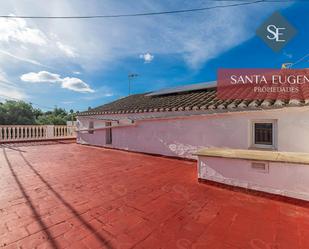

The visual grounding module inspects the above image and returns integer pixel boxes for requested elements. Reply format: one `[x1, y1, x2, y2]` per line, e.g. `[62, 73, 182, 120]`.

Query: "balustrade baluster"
[4, 127, 6, 141]
[12, 127, 15, 140]
[16, 127, 19, 140]
[8, 127, 11, 140]
[0, 125, 75, 142]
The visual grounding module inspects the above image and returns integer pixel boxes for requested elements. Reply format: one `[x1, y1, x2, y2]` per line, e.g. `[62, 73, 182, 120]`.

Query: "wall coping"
[194, 147, 309, 165]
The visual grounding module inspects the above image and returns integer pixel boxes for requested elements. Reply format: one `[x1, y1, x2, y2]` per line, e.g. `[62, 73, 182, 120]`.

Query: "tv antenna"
[128, 73, 139, 95]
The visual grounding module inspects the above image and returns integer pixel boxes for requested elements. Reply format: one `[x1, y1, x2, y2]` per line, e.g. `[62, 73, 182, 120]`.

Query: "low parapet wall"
[195, 148, 309, 201]
[0, 125, 76, 143]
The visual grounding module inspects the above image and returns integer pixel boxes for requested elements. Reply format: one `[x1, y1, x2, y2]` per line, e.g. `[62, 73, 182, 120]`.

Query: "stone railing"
[0, 125, 76, 142]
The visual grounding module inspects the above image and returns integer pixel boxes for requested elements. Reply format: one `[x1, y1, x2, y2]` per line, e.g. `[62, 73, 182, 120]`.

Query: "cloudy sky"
[0, 0, 308, 111]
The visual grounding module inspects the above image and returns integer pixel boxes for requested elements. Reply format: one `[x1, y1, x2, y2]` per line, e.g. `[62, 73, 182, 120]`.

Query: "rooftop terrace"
[0, 141, 309, 249]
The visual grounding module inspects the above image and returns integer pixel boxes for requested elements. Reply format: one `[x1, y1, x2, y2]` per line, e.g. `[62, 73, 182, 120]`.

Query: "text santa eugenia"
[230, 74, 309, 85]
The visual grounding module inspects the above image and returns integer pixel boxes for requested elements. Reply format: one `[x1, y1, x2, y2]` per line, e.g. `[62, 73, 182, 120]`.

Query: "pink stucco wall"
[77, 107, 309, 200]
[198, 156, 309, 201]
[77, 106, 309, 158]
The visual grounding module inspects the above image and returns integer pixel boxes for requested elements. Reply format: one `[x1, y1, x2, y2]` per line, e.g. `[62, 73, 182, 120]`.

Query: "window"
[88, 121, 94, 134]
[252, 120, 276, 149]
[255, 123, 273, 145]
[106, 122, 112, 144]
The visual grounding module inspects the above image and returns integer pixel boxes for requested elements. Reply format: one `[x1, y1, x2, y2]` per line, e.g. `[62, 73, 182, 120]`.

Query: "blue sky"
[0, 0, 308, 112]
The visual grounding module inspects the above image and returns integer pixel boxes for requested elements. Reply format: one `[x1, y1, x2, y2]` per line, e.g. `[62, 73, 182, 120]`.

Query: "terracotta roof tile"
[79, 87, 306, 116]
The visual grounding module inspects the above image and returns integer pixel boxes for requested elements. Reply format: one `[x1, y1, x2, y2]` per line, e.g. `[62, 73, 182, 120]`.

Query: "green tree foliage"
[0, 100, 37, 125]
[0, 100, 76, 125]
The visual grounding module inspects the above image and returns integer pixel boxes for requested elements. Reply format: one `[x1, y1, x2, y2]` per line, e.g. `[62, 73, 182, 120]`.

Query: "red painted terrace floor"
[0, 141, 309, 249]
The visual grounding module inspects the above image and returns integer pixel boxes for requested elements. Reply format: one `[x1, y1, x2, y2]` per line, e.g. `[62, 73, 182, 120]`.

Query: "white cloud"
[0, 1, 291, 73]
[0, 69, 10, 84]
[20, 71, 60, 83]
[82, 86, 114, 100]
[0, 69, 27, 101]
[0, 84, 28, 101]
[61, 77, 94, 93]
[56, 41, 78, 58]
[0, 1, 292, 110]
[0, 13, 79, 74]
[139, 52, 154, 63]
[0, 16, 47, 46]
[20, 71, 94, 93]
[0, 49, 50, 68]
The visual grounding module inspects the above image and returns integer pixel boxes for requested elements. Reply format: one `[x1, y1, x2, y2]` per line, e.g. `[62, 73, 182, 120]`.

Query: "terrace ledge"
[194, 147, 309, 165]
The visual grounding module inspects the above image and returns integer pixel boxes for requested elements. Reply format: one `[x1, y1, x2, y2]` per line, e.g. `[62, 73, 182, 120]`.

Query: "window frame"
[105, 121, 112, 145]
[88, 121, 94, 134]
[251, 120, 277, 150]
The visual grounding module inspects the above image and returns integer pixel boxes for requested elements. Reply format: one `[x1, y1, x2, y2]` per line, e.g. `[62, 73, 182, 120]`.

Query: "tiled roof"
[79, 85, 309, 116]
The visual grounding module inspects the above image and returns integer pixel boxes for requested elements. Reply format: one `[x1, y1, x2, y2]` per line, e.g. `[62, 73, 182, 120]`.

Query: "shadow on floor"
[3, 148, 59, 249]
[0, 144, 26, 152]
[0, 139, 75, 149]
[18, 151, 114, 249]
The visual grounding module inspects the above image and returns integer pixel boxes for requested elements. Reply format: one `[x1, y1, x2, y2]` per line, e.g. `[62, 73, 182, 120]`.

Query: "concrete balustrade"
[0, 125, 76, 142]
